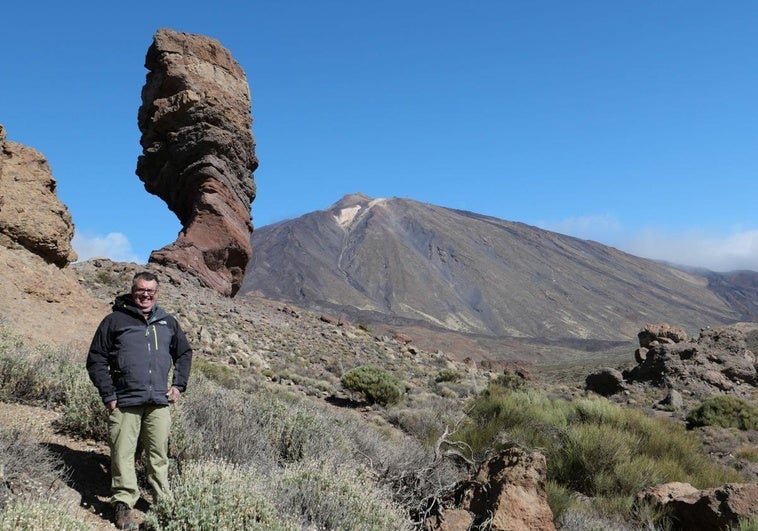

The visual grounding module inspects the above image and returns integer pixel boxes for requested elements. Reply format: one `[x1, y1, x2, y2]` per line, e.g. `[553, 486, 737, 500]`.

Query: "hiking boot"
[113, 501, 136, 530]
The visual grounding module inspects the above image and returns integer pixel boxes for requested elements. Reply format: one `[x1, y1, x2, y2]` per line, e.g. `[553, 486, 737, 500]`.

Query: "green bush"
[144, 458, 295, 531]
[59, 366, 108, 442]
[453, 385, 741, 510]
[545, 480, 574, 523]
[174, 375, 450, 518]
[434, 369, 461, 383]
[0, 500, 88, 531]
[686, 395, 758, 430]
[172, 376, 350, 468]
[736, 446, 758, 463]
[191, 357, 239, 389]
[0, 347, 68, 406]
[273, 461, 411, 530]
[0, 333, 107, 444]
[341, 365, 404, 406]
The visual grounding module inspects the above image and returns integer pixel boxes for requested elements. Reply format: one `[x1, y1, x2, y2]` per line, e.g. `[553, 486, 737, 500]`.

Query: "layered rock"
[0, 124, 77, 266]
[0, 125, 105, 346]
[136, 28, 258, 296]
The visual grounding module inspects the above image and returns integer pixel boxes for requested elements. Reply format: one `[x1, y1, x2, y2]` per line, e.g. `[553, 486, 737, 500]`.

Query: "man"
[87, 271, 192, 529]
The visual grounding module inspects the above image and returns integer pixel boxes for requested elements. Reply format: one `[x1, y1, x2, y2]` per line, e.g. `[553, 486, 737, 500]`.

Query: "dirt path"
[0, 401, 148, 530]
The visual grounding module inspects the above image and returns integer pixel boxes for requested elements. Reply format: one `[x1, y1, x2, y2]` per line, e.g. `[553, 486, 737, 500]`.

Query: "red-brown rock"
[636, 482, 758, 530]
[0, 125, 77, 266]
[423, 447, 555, 531]
[136, 28, 258, 296]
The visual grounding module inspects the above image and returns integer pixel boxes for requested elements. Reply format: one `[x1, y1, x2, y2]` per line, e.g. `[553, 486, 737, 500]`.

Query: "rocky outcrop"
[422, 447, 555, 531]
[637, 323, 688, 348]
[136, 28, 258, 296]
[621, 323, 757, 401]
[0, 126, 105, 346]
[585, 367, 626, 396]
[0, 125, 76, 266]
[635, 482, 758, 530]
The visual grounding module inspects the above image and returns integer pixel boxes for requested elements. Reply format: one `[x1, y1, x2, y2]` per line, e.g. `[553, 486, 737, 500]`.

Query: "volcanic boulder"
[421, 447, 555, 531]
[136, 28, 258, 296]
[623, 323, 757, 399]
[635, 482, 758, 530]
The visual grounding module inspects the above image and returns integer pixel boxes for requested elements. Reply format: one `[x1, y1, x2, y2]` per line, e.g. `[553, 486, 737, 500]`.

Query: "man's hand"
[106, 400, 117, 411]
[166, 386, 181, 403]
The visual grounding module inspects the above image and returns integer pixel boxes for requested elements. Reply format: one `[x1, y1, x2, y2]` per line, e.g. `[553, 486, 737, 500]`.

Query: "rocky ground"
[0, 256, 755, 528]
[0, 401, 120, 530]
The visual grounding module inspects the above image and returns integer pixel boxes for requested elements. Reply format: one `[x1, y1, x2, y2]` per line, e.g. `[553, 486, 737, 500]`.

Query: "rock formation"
[622, 322, 757, 400]
[0, 125, 105, 346]
[585, 367, 626, 396]
[0, 124, 77, 266]
[136, 28, 258, 296]
[635, 482, 758, 530]
[421, 447, 555, 531]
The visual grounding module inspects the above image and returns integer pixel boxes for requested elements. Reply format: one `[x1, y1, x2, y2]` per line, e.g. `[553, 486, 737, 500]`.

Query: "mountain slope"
[241, 193, 743, 344]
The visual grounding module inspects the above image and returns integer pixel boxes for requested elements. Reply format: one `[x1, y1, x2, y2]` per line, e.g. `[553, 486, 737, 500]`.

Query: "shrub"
[172, 375, 356, 469]
[190, 357, 239, 389]
[0, 500, 88, 531]
[59, 367, 108, 442]
[434, 369, 461, 383]
[341, 365, 404, 406]
[144, 458, 295, 531]
[0, 347, 68, 406]
[492, 371, 528, 390]
[273, 460, 411, 530]
[453, 386, 741, 513]
[735, 446, 758, 463]
[556, 506, 634, 531]
[545, 480, 574, 523]
[686, 395, 758, 430]
[552, 423, 637, 495]
[174, 375, 451, 517]
[745, 330, 758, 353]
[0, 426, 67, 497]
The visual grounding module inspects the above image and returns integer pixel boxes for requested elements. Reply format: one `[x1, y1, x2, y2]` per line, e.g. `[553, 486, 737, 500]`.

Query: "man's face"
[132, 279, 158, 314]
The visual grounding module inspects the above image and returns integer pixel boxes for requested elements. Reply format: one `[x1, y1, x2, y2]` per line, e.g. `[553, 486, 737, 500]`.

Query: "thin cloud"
[536, 216, 758, 273]
[72, 231, 144, 264]
[624, 228, 758, 273]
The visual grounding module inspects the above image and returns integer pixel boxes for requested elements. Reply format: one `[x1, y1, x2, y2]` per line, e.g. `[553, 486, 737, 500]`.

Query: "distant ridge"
[241, 193, 752, 350]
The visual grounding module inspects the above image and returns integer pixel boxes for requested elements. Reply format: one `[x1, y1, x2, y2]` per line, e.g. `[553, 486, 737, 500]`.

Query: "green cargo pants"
[108, 405, 172, 507]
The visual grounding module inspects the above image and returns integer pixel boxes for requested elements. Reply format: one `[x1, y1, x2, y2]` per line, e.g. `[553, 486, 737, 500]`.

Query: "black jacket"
[86, 294, 193, 407]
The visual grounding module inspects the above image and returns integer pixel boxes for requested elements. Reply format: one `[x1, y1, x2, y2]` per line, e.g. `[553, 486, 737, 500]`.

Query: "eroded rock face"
[636, 482, 758, 530]
[422, 447, 556, 531]
[623, 323, 757, 399]
[0, 125, 105, 346]
[0, 125, 77, 267]
[136, 28, 258, 296]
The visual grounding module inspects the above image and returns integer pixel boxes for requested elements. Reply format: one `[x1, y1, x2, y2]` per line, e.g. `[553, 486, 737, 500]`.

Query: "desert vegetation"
[0, 321, 754, 530]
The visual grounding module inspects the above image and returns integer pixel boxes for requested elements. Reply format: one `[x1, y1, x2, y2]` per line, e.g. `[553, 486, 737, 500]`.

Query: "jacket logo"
[158, 320, 168, 325]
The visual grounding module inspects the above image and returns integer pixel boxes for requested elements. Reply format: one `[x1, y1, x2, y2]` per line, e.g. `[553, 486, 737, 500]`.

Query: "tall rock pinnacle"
[136, 28, 258, 296]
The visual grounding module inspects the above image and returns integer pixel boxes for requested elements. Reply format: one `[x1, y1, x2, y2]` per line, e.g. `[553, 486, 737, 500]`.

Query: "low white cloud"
[623, 228, 758, 273]
[72, 231, 144, 264]
[536, 216, 758, 272]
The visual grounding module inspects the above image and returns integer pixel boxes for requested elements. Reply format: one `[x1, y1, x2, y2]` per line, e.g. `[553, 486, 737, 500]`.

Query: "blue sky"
[2, 1, 756, 272]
